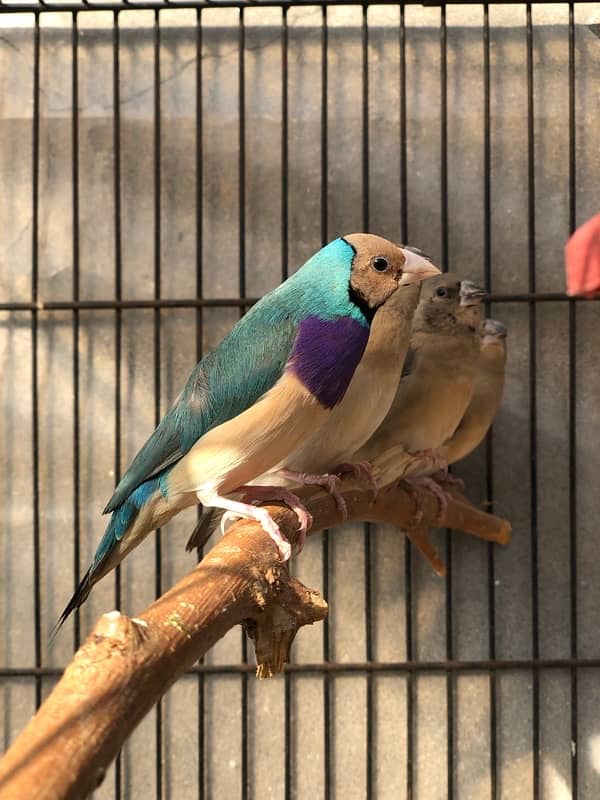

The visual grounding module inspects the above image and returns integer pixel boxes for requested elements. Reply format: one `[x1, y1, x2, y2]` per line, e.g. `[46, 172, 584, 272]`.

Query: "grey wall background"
[1, 3, 600, 798]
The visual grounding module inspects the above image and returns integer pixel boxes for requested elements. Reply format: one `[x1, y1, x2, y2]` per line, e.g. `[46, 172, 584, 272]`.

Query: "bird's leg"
[402, 476, 449, 525]
[197, 490, 297, 561]
[429, 466, 465, 493]
[432, 461, 449, 479]
[334, 460, 378, 499]
[237, 485, 313, 555]
[277, 468, 348, 518]
[400, 479, 425, 528]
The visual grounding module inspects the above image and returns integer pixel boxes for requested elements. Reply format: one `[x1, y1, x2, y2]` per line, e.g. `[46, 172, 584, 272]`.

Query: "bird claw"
[334, 460, 378, 500]
[407, 448, 447, 475]
[254, 506, 293, 561]
[322, 475, 348, 518]
[430, 468, 465, 493]
[279, 469, 348, 519]
[220, 510, 242, 535]
[400, 479, 425, 528]
[402, 476, 449, 526]
[198, 487, 311, 561]
[240, 486, 313, 556]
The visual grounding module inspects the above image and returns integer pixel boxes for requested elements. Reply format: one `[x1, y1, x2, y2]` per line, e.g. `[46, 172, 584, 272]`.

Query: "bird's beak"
[460, 280, 487, 306]
[399, 249, 441, 286]
[482, 319, 507, 339]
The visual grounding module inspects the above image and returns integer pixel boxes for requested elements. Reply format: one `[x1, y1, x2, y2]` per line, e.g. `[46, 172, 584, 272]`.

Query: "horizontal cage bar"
[0, 0, 584, 15]
[0, 292, 596, 313]
[3, 657, 600, 678]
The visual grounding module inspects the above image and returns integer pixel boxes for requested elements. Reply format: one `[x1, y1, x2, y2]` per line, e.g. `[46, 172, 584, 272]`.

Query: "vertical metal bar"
[71, 10, 81, 651]
[320, 8, 331, 800]
[439, 7, 454, 799]
[361, 6, 373, 798]
[567, 4, 578, 797]
[153, 6, 163, 605]
[112, 10, 123, 796]
[482, 6, 498, 799]
[31, 11, 42, 711]
[365, 520, 374, 798]
[238, 10, 246, 304]
[440, 5, 448, 273]
[153, 9, 163, 799]
[362, 3, 369, 233]
[238, 10, 249, 800]
[399, 8, 413, 796]
[195, 10, 205, 799]
[321, 5, 328, 249]
[526, 6, 540, 799]
[281, 6, 289, 283]
[281, 7, 292, 800]
[399, 5, 407, 244]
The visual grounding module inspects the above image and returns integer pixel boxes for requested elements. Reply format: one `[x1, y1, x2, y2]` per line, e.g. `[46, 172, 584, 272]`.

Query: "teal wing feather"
[54, 313, 298, 632]
[103, 311, 299, 513]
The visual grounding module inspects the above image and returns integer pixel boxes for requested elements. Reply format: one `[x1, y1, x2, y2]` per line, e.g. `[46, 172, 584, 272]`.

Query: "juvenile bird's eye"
[372, 256, 389, 272]
[435, 286, 448, 297]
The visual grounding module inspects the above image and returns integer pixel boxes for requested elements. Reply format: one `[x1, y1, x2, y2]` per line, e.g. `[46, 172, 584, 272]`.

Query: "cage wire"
[1, 0, 600, 797]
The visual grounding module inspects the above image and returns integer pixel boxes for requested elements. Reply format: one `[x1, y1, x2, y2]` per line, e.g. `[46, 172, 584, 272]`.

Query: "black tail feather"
[185, 507, 223, 553]
[49, 566, 94, 642]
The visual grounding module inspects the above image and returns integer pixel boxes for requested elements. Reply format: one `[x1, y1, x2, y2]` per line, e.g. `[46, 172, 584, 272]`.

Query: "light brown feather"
[441, 339, 506, 465]
[167, 371, 329, 498]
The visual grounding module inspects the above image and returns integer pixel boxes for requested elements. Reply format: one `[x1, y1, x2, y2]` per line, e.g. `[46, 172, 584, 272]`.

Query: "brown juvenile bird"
[353, 274, 486, 496]
[440, 317, 507, 467]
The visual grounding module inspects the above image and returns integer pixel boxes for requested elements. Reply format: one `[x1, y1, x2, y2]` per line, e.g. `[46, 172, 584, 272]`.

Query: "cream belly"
[167, 370, 329, 499]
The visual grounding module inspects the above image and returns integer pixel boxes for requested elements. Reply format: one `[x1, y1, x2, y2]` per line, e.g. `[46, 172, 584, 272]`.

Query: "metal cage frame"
[1, 1, 598, 798]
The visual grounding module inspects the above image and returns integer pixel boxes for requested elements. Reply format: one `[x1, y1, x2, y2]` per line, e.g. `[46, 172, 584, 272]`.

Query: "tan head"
[412, 273, 487, 335]
[343, 233, 440, 314]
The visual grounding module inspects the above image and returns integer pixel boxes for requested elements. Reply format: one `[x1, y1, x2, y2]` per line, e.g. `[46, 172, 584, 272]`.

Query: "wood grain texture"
[0, 476, 510, 800]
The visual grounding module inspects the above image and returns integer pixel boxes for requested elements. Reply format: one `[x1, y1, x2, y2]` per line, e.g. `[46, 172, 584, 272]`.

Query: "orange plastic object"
[565, 212, 600, 298]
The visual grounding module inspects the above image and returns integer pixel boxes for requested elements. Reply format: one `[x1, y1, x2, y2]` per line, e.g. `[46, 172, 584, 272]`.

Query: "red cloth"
[565, 212, 600, 297]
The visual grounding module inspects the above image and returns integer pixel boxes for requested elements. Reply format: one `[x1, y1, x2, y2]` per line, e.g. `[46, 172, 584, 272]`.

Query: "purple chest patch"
[289, 315, 370, 409]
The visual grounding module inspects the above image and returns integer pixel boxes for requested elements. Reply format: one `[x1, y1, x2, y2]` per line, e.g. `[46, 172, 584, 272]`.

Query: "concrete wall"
[1, 4, 600, 798]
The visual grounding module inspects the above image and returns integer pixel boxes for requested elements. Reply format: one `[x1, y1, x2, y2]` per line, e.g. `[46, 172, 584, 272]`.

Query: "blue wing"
[52, 309, 296, 633]
[104, 310, 299, 514]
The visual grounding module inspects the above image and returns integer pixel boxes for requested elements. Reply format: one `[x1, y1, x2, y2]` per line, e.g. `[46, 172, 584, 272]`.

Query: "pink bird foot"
[197, 489, 308, 561]
[403, 476, 449, 526]
[334, 460, 378, 499]
[430, 467, 465, 493]
[239, 485, 313, 555]
[278, 468, 348, 518]
[400, 479, 425, 528]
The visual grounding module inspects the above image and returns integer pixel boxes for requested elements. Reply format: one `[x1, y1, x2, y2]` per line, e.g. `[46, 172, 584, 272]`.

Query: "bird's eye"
[435, 287, 448, 297]
[372, 256, 389, 272]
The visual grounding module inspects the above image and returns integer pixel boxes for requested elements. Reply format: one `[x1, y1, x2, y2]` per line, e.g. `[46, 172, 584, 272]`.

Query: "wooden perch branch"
[0, 477, 510, 800]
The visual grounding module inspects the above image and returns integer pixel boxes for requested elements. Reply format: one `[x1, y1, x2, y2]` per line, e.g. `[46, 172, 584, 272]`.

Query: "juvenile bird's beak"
[399, 248, 441, 286]
[482, 319, 507, 339]
[459, 280, 487, 306]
